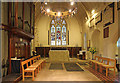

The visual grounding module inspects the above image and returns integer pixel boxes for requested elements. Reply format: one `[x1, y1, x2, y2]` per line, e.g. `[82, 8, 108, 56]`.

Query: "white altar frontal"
[49, 50, 69, 62]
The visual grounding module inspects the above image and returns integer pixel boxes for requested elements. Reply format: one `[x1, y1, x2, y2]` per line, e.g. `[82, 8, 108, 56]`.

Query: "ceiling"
[43, 2, 77, 12]
[34, 2, 111, 25]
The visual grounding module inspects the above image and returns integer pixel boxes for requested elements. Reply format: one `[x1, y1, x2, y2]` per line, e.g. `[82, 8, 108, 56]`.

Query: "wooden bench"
[29, 55, 46, 72]
[21, 55, 46, 81]
[33, 55, 46, 68]
[89, 56, 116, 77]
[21, 59, 37, 81]
[29, 57, 41, 73]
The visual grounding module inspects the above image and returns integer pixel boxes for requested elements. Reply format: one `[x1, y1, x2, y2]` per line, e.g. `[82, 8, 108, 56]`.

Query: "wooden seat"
[24, 67, 36, 71]
[89, 56, 116, 77]
[21, 60, 37, 81]
[29, 63, 40, 72]
[30, 63, 39, 67]
[21, 55, 46, 81]
[37, 58, 46, 68]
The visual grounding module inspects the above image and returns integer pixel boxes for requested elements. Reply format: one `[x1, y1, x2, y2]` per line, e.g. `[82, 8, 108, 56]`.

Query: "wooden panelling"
[1, 24, 10, 31]
[30, 3, 32, 33]
[10, 35, 30, 58]
[8, 33, 12, 74]
[104, 27, 109, 38]
[22, 2, 24, 29]
[11, 27, 34, 39]
[36, 47, 82, 58]
[72, 47, 81, 58]
[45, 47, 50, 57]
[15, 2, 18, 27]
[36, 47, 44, 57]
[67, 47, 72, 57]
[6, 2, 35, 75]
[8, 2, 12, 26]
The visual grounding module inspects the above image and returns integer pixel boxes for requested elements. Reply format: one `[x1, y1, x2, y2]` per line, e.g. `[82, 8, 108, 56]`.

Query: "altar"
[49, 50, 69, 62]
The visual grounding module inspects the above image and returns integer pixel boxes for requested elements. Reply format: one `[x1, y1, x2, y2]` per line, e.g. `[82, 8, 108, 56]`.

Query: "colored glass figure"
[51, 24, 55, 45]
[62, 25, 66, 45]
[50, 18, 67, 45]
[62, 20, 66, 24]
[56, 24, 61, 45]
[57, 17, 60, 21]
[51, 20, 55, 24]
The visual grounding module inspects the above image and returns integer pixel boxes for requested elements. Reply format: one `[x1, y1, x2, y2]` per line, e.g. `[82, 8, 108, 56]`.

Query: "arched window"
[117, 37, 120, 47]
[50, 18, 68, 46]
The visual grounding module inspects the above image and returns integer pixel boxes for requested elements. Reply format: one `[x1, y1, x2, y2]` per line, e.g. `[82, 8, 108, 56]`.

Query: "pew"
[89, 56, 116, 77]
[21, 55, 46, 81]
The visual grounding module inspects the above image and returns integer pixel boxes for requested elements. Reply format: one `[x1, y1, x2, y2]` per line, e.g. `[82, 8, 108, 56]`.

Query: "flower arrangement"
[89, 47, 97, 54]
[89, 47, 97, 59]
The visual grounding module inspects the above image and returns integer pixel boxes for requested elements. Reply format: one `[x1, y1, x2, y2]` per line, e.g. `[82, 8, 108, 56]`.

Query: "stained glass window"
[62, 25, 66, 45]
[50, 18, 68, 46]
[56, 24, 61, 45]
[51, 25, 55, 45]
[62, 20, 66, 24]
[51, 20, 55, 24]
[117, 38, 120, 47]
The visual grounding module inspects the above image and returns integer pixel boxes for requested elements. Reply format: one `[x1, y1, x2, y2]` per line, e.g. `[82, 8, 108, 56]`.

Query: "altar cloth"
[49, 50, 69, 62]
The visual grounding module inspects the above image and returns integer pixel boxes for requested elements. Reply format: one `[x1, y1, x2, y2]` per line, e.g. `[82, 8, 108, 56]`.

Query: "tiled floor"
[85, 65, 119, 82]
[20, 61, 101, 82]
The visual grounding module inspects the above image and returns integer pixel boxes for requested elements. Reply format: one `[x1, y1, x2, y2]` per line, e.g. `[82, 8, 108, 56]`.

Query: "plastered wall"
[34, 2, 119, 60]
[82, 2, 118, 59]
[1, 2, 8, 77]
[34, 15, 82, 47]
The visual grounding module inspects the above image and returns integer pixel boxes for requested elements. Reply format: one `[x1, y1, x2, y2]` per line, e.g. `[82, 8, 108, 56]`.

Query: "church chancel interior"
[0, 1, 120, 82]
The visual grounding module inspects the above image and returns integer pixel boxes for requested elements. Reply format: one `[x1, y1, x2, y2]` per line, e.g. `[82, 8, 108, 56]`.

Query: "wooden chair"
[21, 59, 37, 81]
[29, 57, 41, 73]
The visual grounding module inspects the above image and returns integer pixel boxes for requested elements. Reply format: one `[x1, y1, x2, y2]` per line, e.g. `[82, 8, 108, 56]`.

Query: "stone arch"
[84, 33, 87, 49]
[91, 29, 101, 54]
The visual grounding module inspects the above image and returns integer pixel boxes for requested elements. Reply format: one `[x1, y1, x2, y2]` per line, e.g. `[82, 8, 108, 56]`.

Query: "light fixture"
[85, 17, 88, 20]
[45, 2, 47, 5]
[91, 10, 95, 14]
[58, 12, 61, 16]
[71, 2, 74, 5]
[41, 2, 77, 18]
[47, 9, 50, 13]
[69, 9, 72, 12]
[92, 13, 97, 18]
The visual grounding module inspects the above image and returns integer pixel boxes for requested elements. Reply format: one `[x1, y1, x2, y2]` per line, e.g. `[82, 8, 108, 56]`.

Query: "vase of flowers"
[89, 47, 97, 60]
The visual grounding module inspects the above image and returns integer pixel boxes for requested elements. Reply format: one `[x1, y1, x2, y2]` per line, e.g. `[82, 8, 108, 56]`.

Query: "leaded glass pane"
[51, 20, 55, 24]
[51, 41, 55, 45]
[56, 24, 61, 45]
[56, 17, 60, 21]
[51, 25, 55, 45]
[62, 20, 66, 24]
[62, 25, 66, 45]
[50, 18, 67, 46]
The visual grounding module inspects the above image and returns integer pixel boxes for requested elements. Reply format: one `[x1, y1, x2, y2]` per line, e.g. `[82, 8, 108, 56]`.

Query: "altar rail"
[36, 47, 82, 58]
